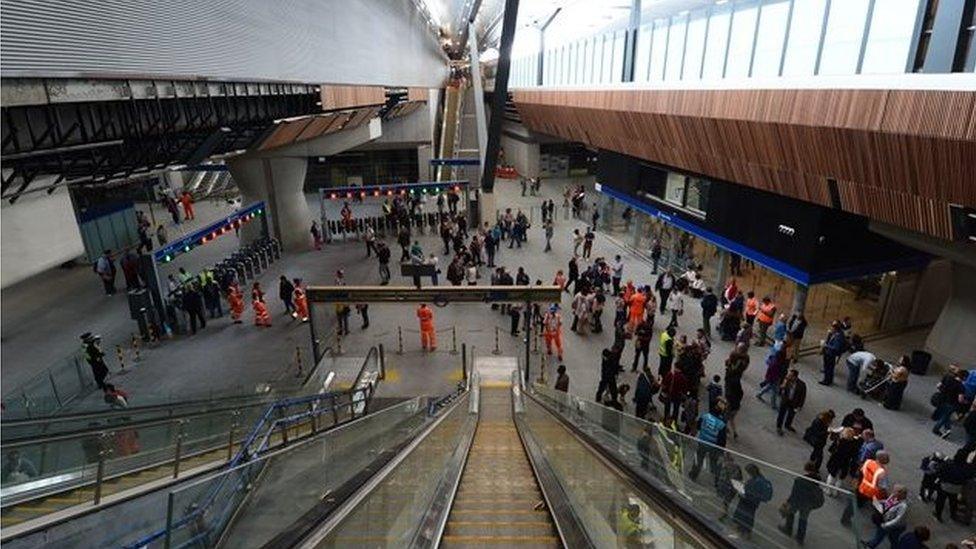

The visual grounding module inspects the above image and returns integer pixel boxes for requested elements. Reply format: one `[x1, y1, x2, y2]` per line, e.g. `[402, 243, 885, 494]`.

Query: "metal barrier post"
[172, 421, 185, 479]
[294, 346, 304, 378]
[93, 434, 107, 505]
[532, 325, 540, 355]
[397, 326, 404, 355]
[335, 327, 343, 355]
[227, 421, 237, 462]
[378, 344, 386, 380]
[492, 326, 501, 355]
[450, 326, 458, 355]
[461, 343, 467, 382]
[131, 333, 142, 362]
[116, 344, 127, 375]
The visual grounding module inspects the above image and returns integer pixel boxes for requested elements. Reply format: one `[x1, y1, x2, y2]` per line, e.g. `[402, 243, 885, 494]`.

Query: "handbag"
[779, 501, 792, 518]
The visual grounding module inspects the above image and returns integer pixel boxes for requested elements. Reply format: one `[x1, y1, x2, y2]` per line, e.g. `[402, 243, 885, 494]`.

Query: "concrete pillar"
[925, 262, 976, 366]
[499, 135, 541, 178]
[417, 145, 433, 181]
[479, 190, 497, 226]
[714, 248, 729, 292]
[602, 196, 615, 231]
[227, 156, 311, 251]
[791, 282, 809, 316]
[631, 213, 643, 249]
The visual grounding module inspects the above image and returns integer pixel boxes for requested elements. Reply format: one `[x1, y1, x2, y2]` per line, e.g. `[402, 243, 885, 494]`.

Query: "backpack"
[754, 477, 773, 503]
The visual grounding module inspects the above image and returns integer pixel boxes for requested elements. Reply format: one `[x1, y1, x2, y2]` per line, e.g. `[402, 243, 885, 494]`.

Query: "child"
[920, 451, 946, 502]
[708, 374, 723, 414]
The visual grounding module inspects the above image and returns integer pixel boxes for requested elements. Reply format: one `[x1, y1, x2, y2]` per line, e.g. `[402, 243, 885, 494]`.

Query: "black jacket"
[701, 293, 718, 317]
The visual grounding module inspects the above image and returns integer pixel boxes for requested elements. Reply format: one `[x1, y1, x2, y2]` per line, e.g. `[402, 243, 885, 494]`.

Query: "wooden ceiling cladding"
[320, 85, 386, 110]
[512, 88, 976, 241]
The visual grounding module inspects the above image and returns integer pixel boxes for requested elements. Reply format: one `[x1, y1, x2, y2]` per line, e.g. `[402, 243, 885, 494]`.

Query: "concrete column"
[926, 262, 976, 366]
[479, 190, 497, 226]
[602, 196, 615, 231]
[791, 282, 809, 316]
[417, 145, 433, 181]
[714, 248, 729, 292]
[227, 156, 311, 251]
[499, 135, 541, 178]
[631, 213, 643, 249]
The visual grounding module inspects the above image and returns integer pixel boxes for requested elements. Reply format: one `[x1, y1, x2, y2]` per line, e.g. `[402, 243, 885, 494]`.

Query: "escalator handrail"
[2, 346, 335, 435]
[523, 385, 736, 549]
[122, 384, 376, 549]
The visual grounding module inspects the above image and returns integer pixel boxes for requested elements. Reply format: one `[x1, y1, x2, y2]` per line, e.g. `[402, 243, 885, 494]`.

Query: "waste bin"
[910, 350, 932, 375]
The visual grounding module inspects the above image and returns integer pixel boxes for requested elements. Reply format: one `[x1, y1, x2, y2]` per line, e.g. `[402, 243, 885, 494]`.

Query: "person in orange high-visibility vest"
[180, 191, 195, 220]
[417, 303, 436, 351]
[744, 291, 759, 326]
[253, 297, 271, 327]
[841, 451, 890, 526]
[754, 297, 777, 347]
[542, 304, 564, 361]
[292, 278, 309, 323]
[227, 283, 245, 324]
[622, 280, 636, 304]
[628, 289, 647, 330]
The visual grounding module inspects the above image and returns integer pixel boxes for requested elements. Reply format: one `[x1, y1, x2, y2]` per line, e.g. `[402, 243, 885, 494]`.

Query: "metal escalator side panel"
[296, 392, 472, 549]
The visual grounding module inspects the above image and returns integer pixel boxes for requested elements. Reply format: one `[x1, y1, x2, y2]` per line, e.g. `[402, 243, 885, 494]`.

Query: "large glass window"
[818, 0, 870, 75]
[612, 30, 626, 82]
[683, 12, 708, 80]
[649, 18, 669, 81]
[602, 34, 614, 83]
[725, 1, 760, 78]
[781, 0, 827, 76]
[584, 38, 594, 83]
[861, 0, 922, 74]
[635, 24, 653, 82]
[751, 0, 790, 77]
[666, 14, 688, 80]
[665, 173, 687, 206]
[685, 178, 710, 214]
[702, 5, 732, 79]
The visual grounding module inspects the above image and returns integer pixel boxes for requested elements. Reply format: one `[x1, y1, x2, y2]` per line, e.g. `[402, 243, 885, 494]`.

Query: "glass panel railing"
[520, 394, 691, 547]
[311, 394, 472, 548]
[1, 352, 94, 420]
[529, 384, 859, 548]
[162, 396, 435, 549]
[0, 405, 264, 511]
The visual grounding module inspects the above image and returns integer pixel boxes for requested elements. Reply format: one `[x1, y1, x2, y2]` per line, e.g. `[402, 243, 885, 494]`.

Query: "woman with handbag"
[778, 461, 825, 544]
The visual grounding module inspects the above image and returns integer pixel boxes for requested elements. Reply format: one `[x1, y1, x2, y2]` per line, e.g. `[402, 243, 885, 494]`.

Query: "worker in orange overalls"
[755, 296, 777, 347]
[180, 191, 195, 220]
[628, 289, 647, 330]
[417, 303, 436, 351]
[227, 283, 245, 324]
[542, 304, 563, 361]
[292, 278, 309, 323]
[253, 296, 271, 327]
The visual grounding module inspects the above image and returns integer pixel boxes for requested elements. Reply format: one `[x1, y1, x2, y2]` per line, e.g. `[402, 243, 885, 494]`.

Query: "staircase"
[442, 385, 559, 548]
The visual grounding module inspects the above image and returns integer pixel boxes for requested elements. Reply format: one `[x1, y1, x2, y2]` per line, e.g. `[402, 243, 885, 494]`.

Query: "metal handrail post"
[172, 421, 185, 479]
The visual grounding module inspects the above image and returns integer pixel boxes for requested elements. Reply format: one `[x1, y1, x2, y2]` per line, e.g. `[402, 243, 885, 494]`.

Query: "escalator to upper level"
[299, 359, 729, 549]
[441, 386, 557, 547]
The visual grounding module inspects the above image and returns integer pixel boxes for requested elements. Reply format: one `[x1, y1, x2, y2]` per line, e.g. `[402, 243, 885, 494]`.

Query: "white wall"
[500, 135, 541, 178]
[1, 188, 85, 288]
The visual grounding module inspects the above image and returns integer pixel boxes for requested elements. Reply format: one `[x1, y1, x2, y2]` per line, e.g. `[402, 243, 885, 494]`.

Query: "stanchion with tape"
[397, 326, 404, 355]
[116, 345, 128, 375]
[130, 333, 142, 362]
[294, 346, 304, 378]
[450, 326, 458, 355]
[335, 328, 344, 355]
[492, 326, 501, 355]
[532, 326, 540, 355]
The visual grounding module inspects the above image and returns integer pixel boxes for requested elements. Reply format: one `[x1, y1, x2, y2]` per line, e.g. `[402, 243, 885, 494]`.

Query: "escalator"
[298, 360, 729, 549]
[0, 348, 384, 540]
[442, 386, 558, 547]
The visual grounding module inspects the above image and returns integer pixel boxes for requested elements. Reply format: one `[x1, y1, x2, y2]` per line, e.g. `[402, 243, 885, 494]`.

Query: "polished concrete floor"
[1, 177, 968, 545]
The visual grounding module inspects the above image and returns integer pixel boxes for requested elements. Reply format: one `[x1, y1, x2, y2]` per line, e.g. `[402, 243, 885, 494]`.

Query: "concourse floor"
[1, 177, 969, 546]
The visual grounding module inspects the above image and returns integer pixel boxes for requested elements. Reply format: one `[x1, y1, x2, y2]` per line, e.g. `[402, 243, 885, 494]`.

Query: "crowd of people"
[332, 180, 976, 547]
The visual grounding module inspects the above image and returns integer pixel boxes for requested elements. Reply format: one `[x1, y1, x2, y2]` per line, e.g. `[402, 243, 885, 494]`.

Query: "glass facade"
[509, 0, 926, 87]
